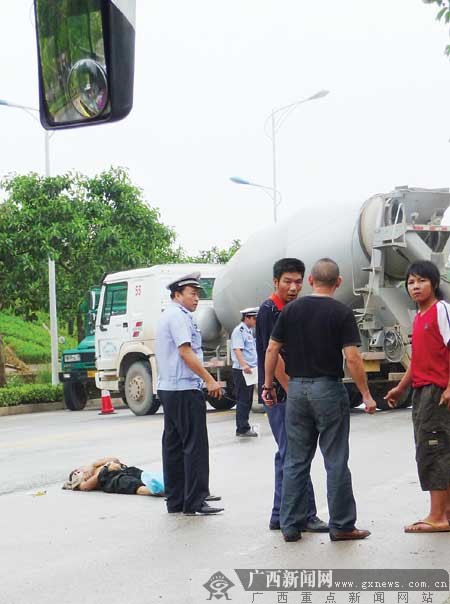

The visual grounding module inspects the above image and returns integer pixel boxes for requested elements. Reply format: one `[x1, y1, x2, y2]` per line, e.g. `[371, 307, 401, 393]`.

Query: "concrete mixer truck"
[212, 186, 450, 410]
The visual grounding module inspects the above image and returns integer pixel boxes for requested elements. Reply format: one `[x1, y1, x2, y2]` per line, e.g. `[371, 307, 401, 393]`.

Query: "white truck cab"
[95, 263, 231, 415]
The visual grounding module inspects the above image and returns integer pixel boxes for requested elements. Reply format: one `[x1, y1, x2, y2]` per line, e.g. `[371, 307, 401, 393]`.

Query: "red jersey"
[410, 300, 450, 389]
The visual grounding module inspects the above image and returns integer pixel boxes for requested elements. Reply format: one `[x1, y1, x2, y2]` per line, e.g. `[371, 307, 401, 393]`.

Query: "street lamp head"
[230, 176, 252, 185]
[308, 89, 330, 101]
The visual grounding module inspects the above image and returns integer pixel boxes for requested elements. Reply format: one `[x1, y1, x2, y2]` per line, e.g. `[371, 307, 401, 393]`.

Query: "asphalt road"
[0, 405, 449, 604]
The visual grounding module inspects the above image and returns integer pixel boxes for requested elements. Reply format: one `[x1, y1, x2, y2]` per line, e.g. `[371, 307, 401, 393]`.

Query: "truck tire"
[370, 382, 412, 411]
[206, 379, 236, 411]
[124, 361, 160, 416]
[63, 382, 87, 411]
[344, 383, 363, 408]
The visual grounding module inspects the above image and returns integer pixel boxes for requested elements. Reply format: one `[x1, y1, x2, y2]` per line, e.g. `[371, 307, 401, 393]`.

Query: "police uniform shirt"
[156, 301, 203, 391]
[230, 322, 257, 370]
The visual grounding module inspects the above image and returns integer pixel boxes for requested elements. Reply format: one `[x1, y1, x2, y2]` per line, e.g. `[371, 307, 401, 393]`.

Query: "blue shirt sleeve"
[231, 325, 245, 350]
[168, 309, 192, 347]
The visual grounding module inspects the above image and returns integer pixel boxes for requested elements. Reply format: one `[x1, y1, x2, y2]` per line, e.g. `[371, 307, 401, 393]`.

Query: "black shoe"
[283, 531, 302, 542]
[236, 428, 258, 437]
[184, 502, 224, 516]
[167, 507, 183, 514]
[205, 494, 222, 502]
[269, 520, 280, 530]
[304, 516, 329, 533]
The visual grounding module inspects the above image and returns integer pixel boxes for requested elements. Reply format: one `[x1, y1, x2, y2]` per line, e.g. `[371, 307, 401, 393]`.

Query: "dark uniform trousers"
[158, 389, 210, 513]
[232, 368, 254, 434]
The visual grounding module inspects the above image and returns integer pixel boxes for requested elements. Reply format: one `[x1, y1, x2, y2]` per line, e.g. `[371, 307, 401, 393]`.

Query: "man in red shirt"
[256, 258, 327, 533]
[386, 260, 450, 533]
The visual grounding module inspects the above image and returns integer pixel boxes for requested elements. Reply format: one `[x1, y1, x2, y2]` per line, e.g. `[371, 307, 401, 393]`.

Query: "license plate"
[87, 370, 96, 378]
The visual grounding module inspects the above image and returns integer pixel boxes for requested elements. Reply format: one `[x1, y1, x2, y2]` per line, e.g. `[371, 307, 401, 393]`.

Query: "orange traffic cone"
[99, 389, 116, 415]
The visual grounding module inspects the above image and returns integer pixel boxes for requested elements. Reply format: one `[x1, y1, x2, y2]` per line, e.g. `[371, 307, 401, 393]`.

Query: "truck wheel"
[344, 383, 363, 408]
[396, 386, 412, 409]
[63, 382, 87, 411]
[124, 361, 160, 416]
[206, 380, 236, 411]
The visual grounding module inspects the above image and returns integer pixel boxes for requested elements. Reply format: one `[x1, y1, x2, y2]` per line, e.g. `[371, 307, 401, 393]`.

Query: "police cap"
[166, 271, 204, 293]
[240, 306, 259, 317]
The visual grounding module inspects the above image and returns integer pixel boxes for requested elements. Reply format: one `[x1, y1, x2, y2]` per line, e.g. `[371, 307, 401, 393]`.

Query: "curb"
[0, 398, 127, 417]
[0, 401, 64, 416]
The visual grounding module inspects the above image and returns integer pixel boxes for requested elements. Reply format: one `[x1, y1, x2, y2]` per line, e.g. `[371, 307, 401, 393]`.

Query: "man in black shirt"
[256, 258, 327, 533]
[263, 258, 376, 542]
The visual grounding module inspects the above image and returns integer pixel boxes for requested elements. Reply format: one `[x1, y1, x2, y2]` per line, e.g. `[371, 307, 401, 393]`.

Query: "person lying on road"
[62, 457, 164, 496]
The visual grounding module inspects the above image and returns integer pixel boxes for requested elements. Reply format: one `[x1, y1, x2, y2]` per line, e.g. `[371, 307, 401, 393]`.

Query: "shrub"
[0, 384, 63, 407]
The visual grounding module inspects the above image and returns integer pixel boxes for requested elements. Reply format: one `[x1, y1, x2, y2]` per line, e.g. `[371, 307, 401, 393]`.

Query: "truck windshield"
[198, 277, 215, 300]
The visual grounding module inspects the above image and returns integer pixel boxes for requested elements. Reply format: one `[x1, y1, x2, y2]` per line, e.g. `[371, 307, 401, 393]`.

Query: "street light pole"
[229, 176, 282, 215]
[266, 89, 330, 222]
[271, 113, 278, 223]
[0, 99, 60, 386]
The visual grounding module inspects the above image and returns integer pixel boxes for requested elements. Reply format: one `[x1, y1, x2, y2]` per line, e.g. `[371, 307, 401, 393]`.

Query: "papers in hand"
[243, 367, 258, 386]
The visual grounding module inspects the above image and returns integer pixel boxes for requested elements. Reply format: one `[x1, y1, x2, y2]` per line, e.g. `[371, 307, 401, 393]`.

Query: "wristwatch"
[262, 384, 275, 390]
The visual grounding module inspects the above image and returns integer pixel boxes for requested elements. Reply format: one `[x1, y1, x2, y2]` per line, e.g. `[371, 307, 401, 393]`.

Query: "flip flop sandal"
[404, 520, 450, 533]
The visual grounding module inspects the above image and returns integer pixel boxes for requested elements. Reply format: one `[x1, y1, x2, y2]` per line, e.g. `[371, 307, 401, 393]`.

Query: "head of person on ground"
[308, 257, 342, 295]
[272, 257, 305, 303]
[405, 260, 443, 311]
[168, 272, 203, 312]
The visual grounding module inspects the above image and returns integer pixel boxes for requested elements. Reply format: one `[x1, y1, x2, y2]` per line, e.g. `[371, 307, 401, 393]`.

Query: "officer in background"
[231, 307, 259, 437]
[156, 272, 224, 516]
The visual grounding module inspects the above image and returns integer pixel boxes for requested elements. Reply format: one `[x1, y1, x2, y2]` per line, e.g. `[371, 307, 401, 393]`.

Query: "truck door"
[96, 281, 129, 371]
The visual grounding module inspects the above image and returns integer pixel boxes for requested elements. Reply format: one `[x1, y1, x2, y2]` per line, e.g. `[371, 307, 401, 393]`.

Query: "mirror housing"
[34, 0, 136, 130]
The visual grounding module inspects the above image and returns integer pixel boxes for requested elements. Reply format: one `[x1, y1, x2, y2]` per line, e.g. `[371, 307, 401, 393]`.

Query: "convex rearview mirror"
[34, 0, 136, 129]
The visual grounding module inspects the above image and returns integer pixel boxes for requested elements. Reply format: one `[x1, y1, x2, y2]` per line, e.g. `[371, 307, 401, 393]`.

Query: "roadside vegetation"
[0, 167, 240, 407]
[0, 312, 75, 407]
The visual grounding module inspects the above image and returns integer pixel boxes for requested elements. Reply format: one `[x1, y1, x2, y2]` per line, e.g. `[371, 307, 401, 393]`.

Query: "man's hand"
[242, 364, 253, 374]
[439, 387, 450, 410]
[205, 378, 223, 399]
[384, 386, 403, 409]
[363, 395, 377, 414]
[261, 385, 277, 407]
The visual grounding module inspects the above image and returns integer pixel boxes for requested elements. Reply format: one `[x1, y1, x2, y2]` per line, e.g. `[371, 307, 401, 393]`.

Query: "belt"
[290, 376, 342, 383]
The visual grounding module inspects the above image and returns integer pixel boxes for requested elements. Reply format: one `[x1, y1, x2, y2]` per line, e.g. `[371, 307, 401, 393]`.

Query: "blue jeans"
[280, 378, 356, 535]
[265, 400, 317, 525]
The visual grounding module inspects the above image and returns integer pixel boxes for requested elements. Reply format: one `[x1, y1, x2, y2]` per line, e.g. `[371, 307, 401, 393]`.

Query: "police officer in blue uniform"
[156, 272, 224, 516]
[231, 307, 259, 437]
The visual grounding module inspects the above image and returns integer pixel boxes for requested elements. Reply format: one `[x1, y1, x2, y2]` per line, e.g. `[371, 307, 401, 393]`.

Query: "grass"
[0, 311, 77, 365]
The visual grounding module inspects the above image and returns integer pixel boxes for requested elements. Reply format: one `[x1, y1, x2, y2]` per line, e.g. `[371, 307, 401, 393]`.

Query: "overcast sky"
[1, 1, 450, 253]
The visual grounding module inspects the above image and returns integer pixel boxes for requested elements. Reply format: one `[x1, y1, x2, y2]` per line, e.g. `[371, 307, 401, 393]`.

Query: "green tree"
[185, 239, 241, 264]
[424, 0, 450, 56]
[0, 167, 178, 323]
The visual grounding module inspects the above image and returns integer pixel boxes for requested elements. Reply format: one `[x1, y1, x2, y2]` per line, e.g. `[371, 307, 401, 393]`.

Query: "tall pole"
[267, 90, 330, 224]
[48, 258, 59, 386]
[45, 130, 59, 386]
[271, 111, 277, 223]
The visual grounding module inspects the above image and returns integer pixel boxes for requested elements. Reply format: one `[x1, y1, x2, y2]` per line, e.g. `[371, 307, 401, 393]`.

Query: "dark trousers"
[158, 389, 209, 513]
[232, 368, 254, 434]
[280, 378, 356, 535]
[265, 400, 317, 524]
